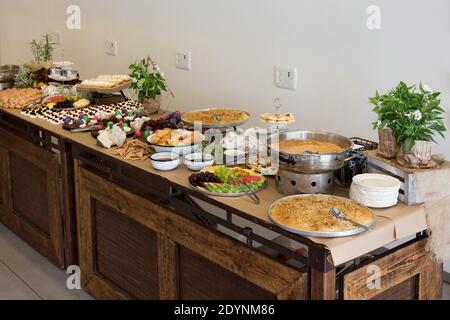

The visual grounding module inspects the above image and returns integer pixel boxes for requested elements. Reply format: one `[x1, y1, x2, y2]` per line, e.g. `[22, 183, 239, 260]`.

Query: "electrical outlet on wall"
[275, 66, 298, 90]
[176, 50, 191, 71]
[51, 31, 62, 45]
[105, 39, 118, 56]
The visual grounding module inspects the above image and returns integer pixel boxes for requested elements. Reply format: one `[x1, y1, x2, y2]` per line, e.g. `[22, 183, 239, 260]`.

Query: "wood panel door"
[343, 239, 442, 300]
[0, 127, 64, 267]
[75, 163, 307, 300]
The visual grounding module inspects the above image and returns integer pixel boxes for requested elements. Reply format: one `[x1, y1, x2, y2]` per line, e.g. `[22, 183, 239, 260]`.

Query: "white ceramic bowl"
[150, 152, 181, 171]
[151, 143, 202, 156]
[184, 153, 215, 171]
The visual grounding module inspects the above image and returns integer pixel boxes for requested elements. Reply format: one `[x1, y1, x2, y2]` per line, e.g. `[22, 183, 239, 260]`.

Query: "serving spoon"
[330, 207, 369, 231]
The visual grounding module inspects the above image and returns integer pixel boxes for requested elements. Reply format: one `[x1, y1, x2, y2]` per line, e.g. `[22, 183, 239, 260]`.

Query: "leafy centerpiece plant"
[30, 34, 55, 65]
[370, 81, 447, 168]
[129, 56, 169, 114]
[20, 34, 57, 85]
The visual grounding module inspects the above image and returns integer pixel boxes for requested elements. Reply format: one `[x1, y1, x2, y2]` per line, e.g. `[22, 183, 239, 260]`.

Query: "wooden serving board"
[77, 80, 131, 94]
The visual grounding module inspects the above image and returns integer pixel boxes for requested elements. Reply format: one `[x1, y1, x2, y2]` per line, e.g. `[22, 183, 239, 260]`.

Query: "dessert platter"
[182, 108, 250, 129]
[0, 88, 42, 109]
[188, 165, 266, 197]
[22, 100, 142, 125]
[77, 75, 132, 93]
[269, 194, 374, 238]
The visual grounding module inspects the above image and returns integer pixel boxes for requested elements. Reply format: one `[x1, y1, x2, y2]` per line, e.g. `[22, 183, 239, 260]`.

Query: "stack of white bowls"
[350, 173, 401, 208]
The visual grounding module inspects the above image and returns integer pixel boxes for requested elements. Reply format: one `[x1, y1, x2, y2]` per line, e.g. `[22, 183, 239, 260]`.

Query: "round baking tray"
[181, 108, 251, 129]
[268, 194, 375, 238]
[189, 179, 267, 198]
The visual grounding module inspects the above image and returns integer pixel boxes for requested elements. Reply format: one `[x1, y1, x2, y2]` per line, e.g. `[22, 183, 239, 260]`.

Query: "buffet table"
[0, 106, 443, 300]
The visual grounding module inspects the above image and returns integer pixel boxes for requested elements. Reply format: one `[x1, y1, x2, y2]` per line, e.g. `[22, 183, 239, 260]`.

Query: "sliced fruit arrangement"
[189, 165, 266, 195]
[42, 94, 90, 110]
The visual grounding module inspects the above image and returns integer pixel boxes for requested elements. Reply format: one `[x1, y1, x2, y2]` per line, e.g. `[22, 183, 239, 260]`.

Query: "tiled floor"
[0, 223, 92, 300]
[0, 222, 449, 300]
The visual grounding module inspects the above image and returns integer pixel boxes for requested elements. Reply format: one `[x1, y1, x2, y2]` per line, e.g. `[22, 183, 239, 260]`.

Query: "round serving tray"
[268, 194, 375, 238]
[246, 161, 278, 176]
[189, 179, 267, 198]
[181, 108, 251, 129]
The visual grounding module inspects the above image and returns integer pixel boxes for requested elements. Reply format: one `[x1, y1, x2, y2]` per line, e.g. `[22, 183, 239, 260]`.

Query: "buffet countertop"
[0, 107, 429, 266]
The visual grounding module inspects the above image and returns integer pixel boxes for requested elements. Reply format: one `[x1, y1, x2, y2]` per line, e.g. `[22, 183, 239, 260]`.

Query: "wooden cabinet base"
[342, 239, 442, 300]
[75, 163, 307, 300]
[0, 127, 65, 267]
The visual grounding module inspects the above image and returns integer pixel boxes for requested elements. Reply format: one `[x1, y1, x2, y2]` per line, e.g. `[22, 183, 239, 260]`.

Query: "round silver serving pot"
[271, 130, 354, 173]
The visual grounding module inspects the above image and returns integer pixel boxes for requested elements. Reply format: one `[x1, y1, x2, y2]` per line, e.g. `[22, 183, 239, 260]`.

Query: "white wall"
[1, 0, 449, 156]
[1, 0, 449, 272]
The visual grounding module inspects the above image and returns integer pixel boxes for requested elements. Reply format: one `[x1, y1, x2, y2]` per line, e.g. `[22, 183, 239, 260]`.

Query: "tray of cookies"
[77, 75, 131, 93]
[0, 88, 42, 109]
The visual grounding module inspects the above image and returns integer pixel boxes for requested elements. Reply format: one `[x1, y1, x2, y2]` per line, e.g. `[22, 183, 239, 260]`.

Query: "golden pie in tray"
[182, 108, 250, 127]
[269, 195, 374, 237]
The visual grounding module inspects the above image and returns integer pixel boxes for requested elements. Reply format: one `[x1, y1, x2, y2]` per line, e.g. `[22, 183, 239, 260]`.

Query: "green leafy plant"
[30, 34, 55, 63]
[14, 65, 35, 88]
[370, 81, 447, 152]
[129, 56, 167, 101]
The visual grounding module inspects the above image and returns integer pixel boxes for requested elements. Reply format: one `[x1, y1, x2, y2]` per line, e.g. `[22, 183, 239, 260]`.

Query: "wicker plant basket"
[142, 96, 161, 115]
[397, 140, 437, 169]
[377, 128, 399, 159]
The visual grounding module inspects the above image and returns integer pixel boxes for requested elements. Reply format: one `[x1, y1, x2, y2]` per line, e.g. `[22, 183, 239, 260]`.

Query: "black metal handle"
[77, 149, 113, 178]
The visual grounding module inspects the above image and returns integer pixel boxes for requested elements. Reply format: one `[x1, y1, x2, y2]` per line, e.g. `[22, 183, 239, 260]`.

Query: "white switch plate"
[52, 31, 62, 45]
[176, 50, 192, 71]
[275, 66, 298, 90]
[105, 39, 118, 56]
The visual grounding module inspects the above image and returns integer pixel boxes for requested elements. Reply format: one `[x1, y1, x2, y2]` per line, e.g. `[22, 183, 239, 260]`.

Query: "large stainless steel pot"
[271, 130, 354, 173]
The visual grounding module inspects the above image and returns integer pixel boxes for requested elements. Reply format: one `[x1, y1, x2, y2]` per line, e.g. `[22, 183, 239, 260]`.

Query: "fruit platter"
[42, 95, 90, 110]
[188, 165, 267, 197]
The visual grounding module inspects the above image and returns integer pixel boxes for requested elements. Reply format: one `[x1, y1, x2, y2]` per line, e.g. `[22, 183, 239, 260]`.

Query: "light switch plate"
[176, 50, 192, 71]
[105, 39, 118, 56]
[275, 66, 298, 90]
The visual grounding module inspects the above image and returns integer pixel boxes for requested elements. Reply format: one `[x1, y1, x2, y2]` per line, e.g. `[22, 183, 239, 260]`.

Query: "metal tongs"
[330, 207, 369, 231]
[228, 176, 260, 205]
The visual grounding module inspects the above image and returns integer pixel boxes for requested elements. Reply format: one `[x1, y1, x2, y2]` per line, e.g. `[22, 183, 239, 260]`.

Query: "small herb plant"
[370, 81, 447, 152]
[30, 34, 55, 63]
[14, 65, 35, 88]
[129, 57, 167, 102]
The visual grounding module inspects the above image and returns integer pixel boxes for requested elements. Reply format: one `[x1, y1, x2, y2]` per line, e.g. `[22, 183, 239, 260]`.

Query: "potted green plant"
[370, 81, 447, 167]
[370, 86, 401, 159]
[25, 34, 56, 83]
[30, 34, 55, 65]
[129, 56, 168, 114]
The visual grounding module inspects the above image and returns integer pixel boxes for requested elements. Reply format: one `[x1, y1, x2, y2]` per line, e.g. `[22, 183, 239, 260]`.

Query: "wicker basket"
[377, 128, 399, 159]
[142, 96, 161, 115]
